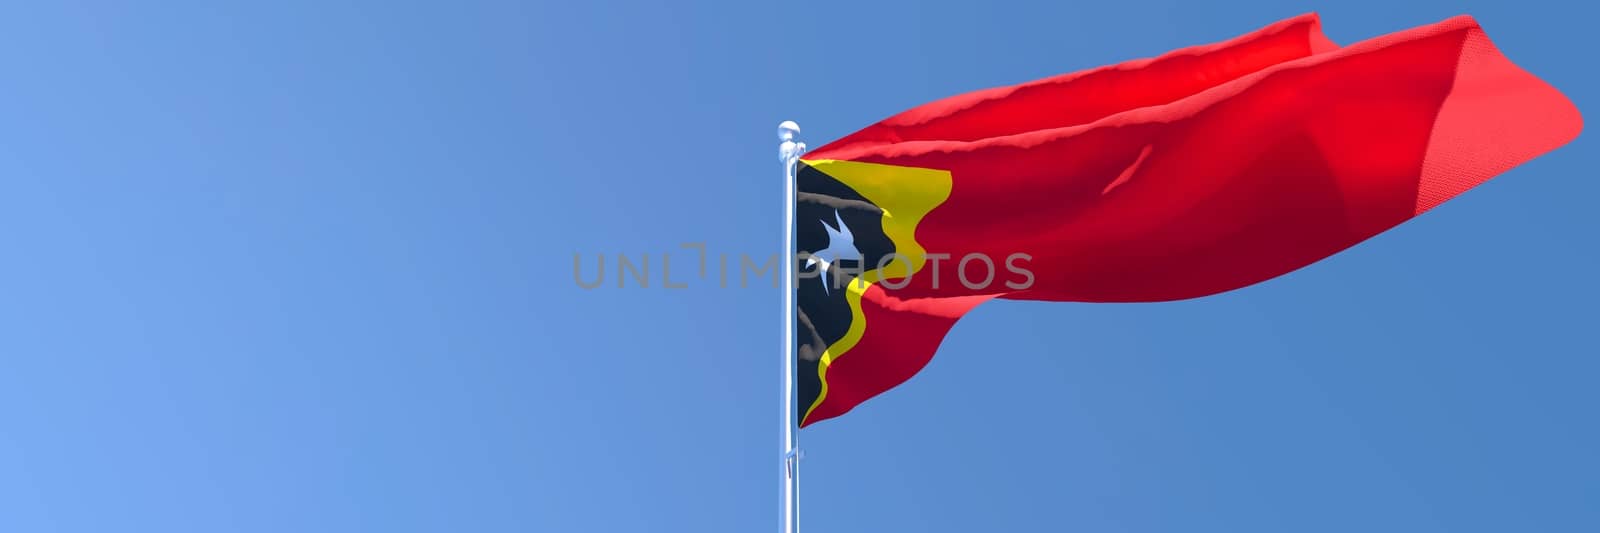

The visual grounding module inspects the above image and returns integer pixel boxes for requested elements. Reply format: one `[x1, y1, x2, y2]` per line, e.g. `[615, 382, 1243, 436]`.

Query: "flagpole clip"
[783, 448, 805, 479]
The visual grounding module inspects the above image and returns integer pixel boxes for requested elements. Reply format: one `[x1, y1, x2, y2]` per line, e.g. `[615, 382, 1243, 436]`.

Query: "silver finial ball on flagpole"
[778, 121, 806, 164]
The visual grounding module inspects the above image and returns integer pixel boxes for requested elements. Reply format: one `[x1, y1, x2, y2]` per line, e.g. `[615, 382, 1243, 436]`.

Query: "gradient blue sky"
[1, 1, 1595, 532]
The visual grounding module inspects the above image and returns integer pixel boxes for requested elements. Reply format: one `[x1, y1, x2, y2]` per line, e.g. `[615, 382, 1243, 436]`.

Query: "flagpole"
[778, 121, 805, 533]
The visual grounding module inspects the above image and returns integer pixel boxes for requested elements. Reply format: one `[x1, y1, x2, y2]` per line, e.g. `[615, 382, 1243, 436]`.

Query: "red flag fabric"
[794, 13, 1581, 427]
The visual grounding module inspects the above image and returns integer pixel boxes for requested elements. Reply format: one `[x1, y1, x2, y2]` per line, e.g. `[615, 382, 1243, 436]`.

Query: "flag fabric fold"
[795, 13, 1581, 427]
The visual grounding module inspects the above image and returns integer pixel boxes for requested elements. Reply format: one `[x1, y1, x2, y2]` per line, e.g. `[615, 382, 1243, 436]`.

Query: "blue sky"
[0, 1, 1595, 531]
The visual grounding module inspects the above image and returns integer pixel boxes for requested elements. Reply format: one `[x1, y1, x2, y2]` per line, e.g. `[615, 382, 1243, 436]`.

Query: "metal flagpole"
[778, 121, 805, 533]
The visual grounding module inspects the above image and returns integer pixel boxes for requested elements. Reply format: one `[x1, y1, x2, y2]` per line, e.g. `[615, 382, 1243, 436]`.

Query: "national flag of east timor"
[795, 13, 1581, 428]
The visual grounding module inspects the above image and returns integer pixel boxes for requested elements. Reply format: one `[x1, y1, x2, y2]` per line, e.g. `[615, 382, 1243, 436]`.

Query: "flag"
[795, 13, 1581, 427]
